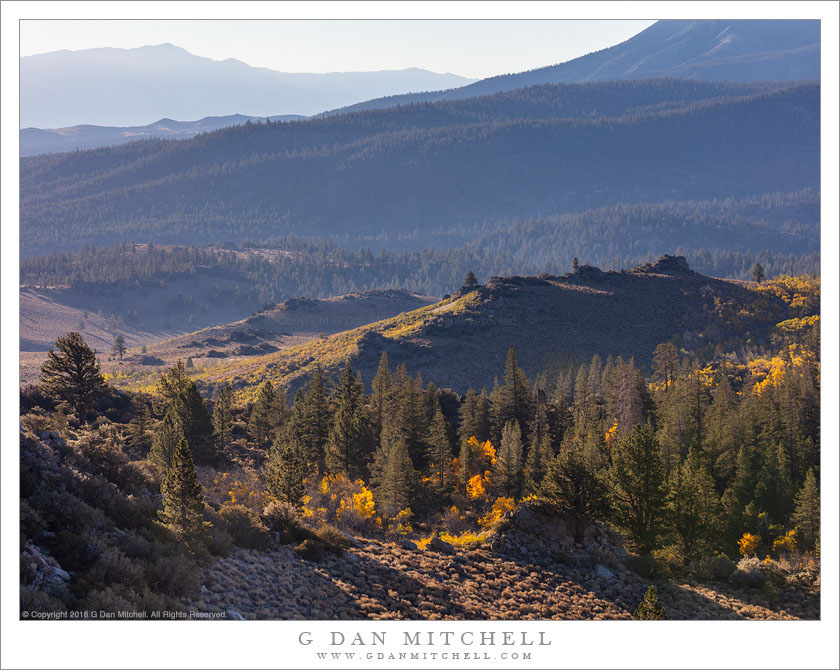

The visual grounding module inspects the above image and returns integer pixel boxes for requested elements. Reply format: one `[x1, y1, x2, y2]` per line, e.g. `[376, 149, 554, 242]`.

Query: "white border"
[2, 2, 838, 669]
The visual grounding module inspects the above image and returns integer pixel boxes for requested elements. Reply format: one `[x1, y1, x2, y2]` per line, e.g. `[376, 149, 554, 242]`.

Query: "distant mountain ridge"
[20, 43, 476, 127]
[322, 19, 819, 116]
[19, 114, 307, 156]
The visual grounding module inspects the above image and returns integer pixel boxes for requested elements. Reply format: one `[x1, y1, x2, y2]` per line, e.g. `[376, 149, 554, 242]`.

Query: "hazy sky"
[20, 20, 656, 79]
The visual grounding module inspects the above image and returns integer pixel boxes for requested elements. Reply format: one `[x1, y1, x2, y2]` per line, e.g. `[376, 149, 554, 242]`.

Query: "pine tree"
[494, 421, 524, 498]
[633, 585, 665, 620]
[752, 263, 766, 283]
[572, 257, 580, 273]
[40, 332, 108, 424]
[463, 270, 478, 287]
[264, 427, 307, 509]
[127, 397, 153, 454]
[158, 436, 207, 548]
[390, 366, 429, 470]
[212, 385, 234, 449]
[325, 361, 371, 478]
[792, 468, 819, 551]
[371, 352, 392, 439]
[149, 409, 184, 469]
[426, 404, 453, 492]
[112, 334, 126, 360]
[539, 445, 607, 544]
[609, 424, 666, 554]
[666, 454, 721, 561]
[156, 360, 214, 463]
[458, 389, 492, 445]
[248, 380, 286, 448]
[370, 420, 417, 518]
[493, 346, 533, 438]
[299, 367, 331, 465]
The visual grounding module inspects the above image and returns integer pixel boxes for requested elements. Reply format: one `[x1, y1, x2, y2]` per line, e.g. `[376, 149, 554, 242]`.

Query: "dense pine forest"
[20, 80, 818, 256]
[20, 187, 819, 316]
[20, 269, 820, 617]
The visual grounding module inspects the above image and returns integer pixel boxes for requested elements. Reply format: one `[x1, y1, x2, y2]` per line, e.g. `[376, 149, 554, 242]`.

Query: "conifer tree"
[325, 362, 372, 478]
[389, 365, 429, 469]
[264, 427, 307, 509]
[458, 389, 492, 445]
[299, 367, 331, 465]
[426, 404, 453, 492]
[158, 436, 207, 548]
[156, 360, 214, 463]
[463, 270, 478, 287]
[609, 424, 666, 554]
[149, 409, 184, 469]
[666, 454, 721, 561]
[127, 397, 153, 453]
[371, 352, 392, 438]
[112, 334, 126, 360]
[212, 385, 234, 449]
[493, 346, 533, 438]
[792, 468, 819, 551]
[633, 585, 665, 620]
[40, 332, 108, 424]
[494, 420, 524, 498]
[370, 420, 417, 518]
[539, 445, 607, 544]
[248, 380, 286, 448]
[524, 426, 554, 493]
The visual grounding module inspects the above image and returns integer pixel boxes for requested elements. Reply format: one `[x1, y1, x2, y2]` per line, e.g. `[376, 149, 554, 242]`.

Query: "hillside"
[20, 43, 475, 128]
[326, 19, 819, 115]
[20, 114, 307, 156]
[19, 288, 436, 386]
[20, 82, 819, 256]
[173, 256, 791, 397]
[117, 289, 437, 369]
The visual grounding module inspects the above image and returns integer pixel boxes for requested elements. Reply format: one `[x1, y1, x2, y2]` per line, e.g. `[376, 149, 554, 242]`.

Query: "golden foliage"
[772, 529, 797, 554]
[305, 472, 376, 530]
[439, 530, 487, 548]
[738, 532, 761, 556]
[478, 496, 515, 528]
[466, 473, 489, 500]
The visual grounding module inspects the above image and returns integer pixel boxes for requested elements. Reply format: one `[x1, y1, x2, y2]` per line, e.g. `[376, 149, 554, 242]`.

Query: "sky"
[19, 19, 656, 79]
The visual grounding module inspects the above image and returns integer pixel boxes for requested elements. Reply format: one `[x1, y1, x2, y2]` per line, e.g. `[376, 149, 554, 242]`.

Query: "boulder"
[427, 537, 456, 555]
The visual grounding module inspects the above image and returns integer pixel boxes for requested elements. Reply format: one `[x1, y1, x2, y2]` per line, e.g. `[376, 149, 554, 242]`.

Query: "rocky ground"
[187, 538, 819, 621]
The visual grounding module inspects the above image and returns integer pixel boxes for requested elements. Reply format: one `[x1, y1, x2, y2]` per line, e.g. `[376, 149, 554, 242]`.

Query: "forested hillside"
[20, 264, 820, 620]
[20, 81, 819, 256]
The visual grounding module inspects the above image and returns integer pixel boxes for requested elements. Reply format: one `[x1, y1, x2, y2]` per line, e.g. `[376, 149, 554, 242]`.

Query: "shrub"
[206, 524, 235, 557]
[692, 554, 737, 582]
[217, 504, 271, 550]
[82, 586, 137, 614]
[262, 500, 300, 532]
[478, 497, 515, 529]
[728, 556, 789, 590]
[315, 525, 351, 554]
[145, 553, 199, 598]
[20, 585, 67, 614]
[651, 546, 685, 578]
[738, 532, 760, 556]
[626, 554, 660, 579]
[87, 546, 145, 589]
[439, 530, 486, 548]
[294, 538, 325, 562]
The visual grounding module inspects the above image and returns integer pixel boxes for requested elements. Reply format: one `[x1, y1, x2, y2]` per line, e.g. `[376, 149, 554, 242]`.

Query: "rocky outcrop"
[21, 541, 71, 598]
[490, 503, 627, 569]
